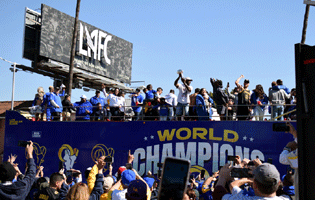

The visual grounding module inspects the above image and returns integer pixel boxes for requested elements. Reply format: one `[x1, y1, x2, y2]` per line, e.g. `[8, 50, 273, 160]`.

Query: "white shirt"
[112, 189, 127, 200]
[177, 83, 193, 104]
[222, 186, 290, 200]
[102, 89, 119, 106]
[165, 93, 177, 107]
[117, 96, 126, 112]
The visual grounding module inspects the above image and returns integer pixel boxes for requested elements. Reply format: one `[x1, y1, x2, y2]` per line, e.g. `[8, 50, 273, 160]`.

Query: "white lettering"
[133, 148, 145, 176]
[78, 22, 112, 65]
[251, 150, 265, 161]
[146, 145, 159, 174]
[212, 143, 219, 172]
[198, 142, 211, 166]
[79, 23, 87, 56]
[161, 143, 173, 163]
[133, 142, 266, 175]
[235, 146, 250, 161]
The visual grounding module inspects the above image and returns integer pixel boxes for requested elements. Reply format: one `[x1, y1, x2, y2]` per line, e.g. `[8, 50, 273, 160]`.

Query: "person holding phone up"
[0, 141, 36, 200]
[279, 122, 298, 200]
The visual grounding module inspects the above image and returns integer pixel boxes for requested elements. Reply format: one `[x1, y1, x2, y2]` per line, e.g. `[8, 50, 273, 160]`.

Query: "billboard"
[39, 4, 133, 84]
[4, 111, 295, 180]
[23, 8, 41, 61]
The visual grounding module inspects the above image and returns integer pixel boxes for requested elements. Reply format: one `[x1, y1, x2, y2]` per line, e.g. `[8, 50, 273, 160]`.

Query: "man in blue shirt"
[73, 95, 93, 121]
[90, 91, 105, 112]
[43, 86, 54, 121]
[130, 89, 144, 121]
[51, 88, 63, 121]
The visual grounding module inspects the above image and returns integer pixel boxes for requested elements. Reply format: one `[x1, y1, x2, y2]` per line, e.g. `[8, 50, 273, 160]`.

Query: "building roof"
[0, 101, 33, 117]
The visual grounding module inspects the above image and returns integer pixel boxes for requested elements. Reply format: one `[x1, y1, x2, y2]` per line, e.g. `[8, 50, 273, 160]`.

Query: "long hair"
[198, 88, 206, 95]
[66, 182, 90, 200]
[255, 84, 265, 98]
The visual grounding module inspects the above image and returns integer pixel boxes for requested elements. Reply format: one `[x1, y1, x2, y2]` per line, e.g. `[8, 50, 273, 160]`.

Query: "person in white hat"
[73, 95, 93, 121]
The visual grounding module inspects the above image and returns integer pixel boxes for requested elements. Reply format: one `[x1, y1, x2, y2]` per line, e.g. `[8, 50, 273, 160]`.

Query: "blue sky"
[0, 1, 312, 102]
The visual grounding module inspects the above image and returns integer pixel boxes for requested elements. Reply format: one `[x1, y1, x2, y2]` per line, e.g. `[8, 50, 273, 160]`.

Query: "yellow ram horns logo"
[33, 142, 47, 169]
[91, 144, 115, 163]
[58, 144, 79, 162]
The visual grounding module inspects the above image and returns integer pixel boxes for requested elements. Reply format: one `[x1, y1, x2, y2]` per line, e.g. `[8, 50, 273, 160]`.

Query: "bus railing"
[13, 103, 296, 122]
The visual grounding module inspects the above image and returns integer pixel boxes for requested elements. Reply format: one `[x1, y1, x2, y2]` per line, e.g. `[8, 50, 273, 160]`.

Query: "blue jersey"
[131, 94, 144, 113]
[90, 96, 105, 110]
[73, 101, 93, 120]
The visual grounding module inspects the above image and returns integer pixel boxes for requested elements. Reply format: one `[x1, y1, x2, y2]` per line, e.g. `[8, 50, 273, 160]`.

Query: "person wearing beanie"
[0, 141, 36, 200]
[126, 180, 147, 200]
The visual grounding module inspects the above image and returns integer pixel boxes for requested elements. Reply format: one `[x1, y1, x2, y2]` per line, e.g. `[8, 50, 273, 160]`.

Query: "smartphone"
[227, 82, 230, 87]
[247, 161, 255, 166]
[267, 158, 273, 164]
[59, 161, 64, 171]
[200, 170, 205, 179]
[189, 174, 194, 183]
[104, 156, 113, 163]
[18, 140, 31, 148]
[158, 157, 191, 200]
[230, 168, 253, 178]
[227, 156, 237, 161]
[273, 123, 290, 132]
[126, 163, 132, 170]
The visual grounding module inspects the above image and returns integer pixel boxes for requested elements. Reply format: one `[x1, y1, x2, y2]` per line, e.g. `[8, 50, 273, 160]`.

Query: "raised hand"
[127, 150, 134, 164]
[25, 141, 33, 159]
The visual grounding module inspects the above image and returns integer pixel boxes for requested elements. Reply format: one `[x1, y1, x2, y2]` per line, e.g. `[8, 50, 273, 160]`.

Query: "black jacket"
[0, 158, 36, 200]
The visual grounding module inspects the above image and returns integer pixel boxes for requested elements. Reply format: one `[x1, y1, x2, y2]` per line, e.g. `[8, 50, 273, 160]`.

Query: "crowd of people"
[0, 123, 299, 200]
[30, 73, 296, 121]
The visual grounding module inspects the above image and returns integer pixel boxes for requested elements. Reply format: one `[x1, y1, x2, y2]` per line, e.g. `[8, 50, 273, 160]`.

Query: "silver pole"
[11, 62, 16, 110]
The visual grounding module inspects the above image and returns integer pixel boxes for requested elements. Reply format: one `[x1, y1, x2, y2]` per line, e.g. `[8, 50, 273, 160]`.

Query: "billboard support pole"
[11, 63, 16, 110]
[301, 4, 310, 44]
[68, 0, 81, 96]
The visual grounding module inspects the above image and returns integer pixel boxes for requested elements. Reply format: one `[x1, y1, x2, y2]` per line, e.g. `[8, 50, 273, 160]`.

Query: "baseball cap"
[126, 180, 147, 200]
[80, 95, 87, 99]
[143, 177, 155, 188]
[103, 176, 115, 190]
[185, 77, 193, 81]
[0, 162, 16, 182]
[244, 79, 250, 83]
[253, 163, 280, 186]
[121, 169, 136, 186]
[118, 166, 126, 175]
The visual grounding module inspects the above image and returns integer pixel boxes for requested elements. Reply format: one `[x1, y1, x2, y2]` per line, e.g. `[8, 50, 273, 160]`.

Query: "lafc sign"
[78, 22, 112, 65]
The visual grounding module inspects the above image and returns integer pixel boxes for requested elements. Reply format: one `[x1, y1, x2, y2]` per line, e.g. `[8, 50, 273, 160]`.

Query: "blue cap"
[143, 177, 155, 188]
[121, 170, 136, 186]
[127, 180, 147, 200]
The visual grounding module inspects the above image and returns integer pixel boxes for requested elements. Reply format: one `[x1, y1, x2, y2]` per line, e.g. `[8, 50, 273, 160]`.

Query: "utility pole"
[68, 0, 81, 96]
[301, 4, 310, 44]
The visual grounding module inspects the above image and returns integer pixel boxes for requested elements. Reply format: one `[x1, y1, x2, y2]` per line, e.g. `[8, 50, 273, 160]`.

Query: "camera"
[18, 140, 31, 148]
[230, 168, 253, 178]
[104, 156, 113, 163]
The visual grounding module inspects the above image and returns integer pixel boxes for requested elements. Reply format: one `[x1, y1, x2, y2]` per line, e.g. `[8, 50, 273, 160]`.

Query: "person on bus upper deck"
[73, 95, 93, 121]
[235, 75, 251, 120]
[90, 90, 105, 112]
[174, 72, 193, 121]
